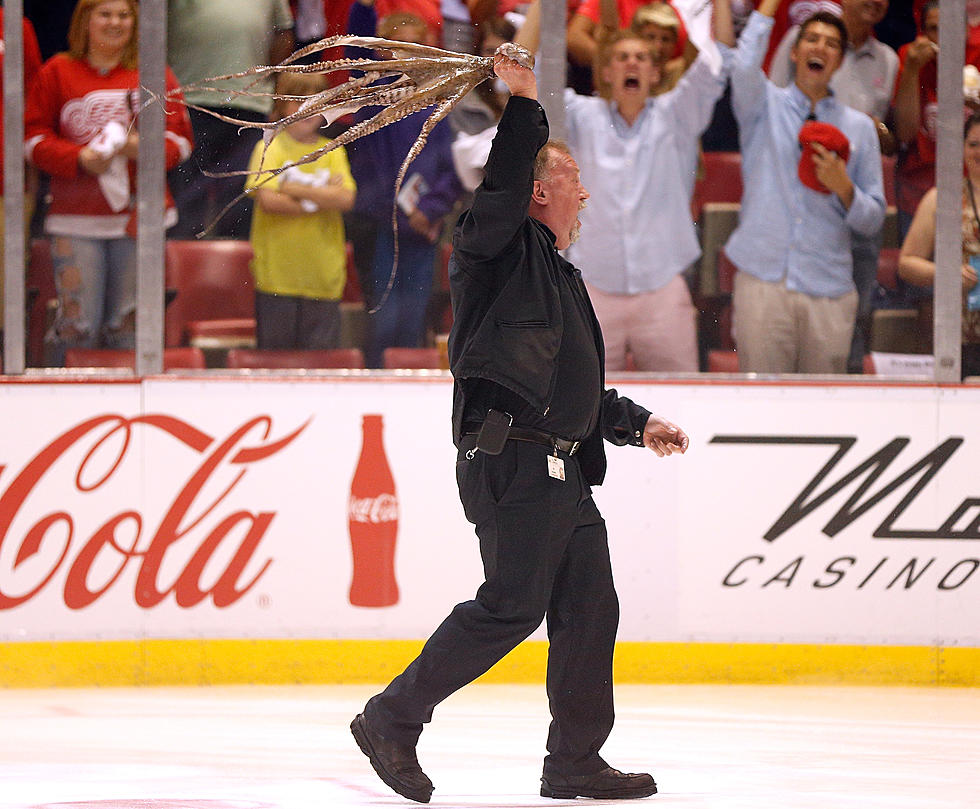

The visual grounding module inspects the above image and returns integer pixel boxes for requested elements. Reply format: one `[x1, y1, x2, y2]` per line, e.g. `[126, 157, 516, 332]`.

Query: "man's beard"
[568, 200, 587, 245]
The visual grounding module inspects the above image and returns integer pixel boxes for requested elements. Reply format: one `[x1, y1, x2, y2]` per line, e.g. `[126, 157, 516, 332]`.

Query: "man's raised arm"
[453, 56, 545, 265]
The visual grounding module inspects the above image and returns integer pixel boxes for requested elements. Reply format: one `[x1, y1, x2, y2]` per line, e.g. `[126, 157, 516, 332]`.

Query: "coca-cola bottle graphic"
[348, 414, 400, 607]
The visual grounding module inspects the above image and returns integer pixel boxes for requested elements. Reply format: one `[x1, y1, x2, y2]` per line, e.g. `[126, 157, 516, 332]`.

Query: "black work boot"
[351, 713, 434, 803]
[540, 766, 658, 799]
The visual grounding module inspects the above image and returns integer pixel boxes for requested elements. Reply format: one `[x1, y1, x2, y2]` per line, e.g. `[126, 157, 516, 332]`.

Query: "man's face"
[841, 0, 888, 28]
[791, 22, 845, 93]
[636, 23, 678, 65]
[537, 149, 589, 250]
[602, 38, 659, 103]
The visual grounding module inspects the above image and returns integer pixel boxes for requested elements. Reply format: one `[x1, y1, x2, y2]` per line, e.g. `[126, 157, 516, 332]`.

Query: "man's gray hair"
[533, 140, 572, 183]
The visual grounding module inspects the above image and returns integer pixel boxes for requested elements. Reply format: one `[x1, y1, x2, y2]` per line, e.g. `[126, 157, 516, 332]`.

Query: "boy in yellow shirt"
[245, 73, 356, 349]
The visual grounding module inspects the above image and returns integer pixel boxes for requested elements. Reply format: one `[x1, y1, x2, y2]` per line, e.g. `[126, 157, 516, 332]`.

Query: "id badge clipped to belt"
[466, 409, 513, 458]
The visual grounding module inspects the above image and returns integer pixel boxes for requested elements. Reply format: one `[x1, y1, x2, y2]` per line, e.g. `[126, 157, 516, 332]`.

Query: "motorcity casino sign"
[709, 434, 979, 593]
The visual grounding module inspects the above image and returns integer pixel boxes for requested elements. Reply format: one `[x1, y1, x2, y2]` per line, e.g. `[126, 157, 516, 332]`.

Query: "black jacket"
[447, 96, 651, 485]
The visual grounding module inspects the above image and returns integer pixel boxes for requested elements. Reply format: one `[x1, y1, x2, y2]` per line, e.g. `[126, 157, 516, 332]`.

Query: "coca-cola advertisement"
[0, 380, 482, 642]
[1, 377, 977, 652]
[348, 414, 399, 607]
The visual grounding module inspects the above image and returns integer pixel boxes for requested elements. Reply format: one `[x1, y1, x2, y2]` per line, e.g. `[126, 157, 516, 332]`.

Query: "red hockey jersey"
[25, 54, 193, 238]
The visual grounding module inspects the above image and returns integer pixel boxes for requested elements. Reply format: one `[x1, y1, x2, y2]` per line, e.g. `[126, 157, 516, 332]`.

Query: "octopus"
[167, 38, 535, 312]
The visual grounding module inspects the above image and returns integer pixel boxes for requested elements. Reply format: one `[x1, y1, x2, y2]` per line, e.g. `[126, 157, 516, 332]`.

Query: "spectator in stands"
[629, 2, 696, 94]
[166, 0, 294, 239]
[556, 12, 727, 372]
[767, 0, 897, 373]
[892, 0, 942, 243]
[898, 111, 980, 379]
[450, 10, 539, 191]
[325, 0, 445, 47]
[701, 0, 754, 151]
[244, 73, 356, 350]
[345, 0, 464, 367]
[25, 0, 192, 366]
[769, 0, 897, 151]
[290, 0, 327, 54]
[450, 15, 517, 137]
[567, 0, 688, 72]
[0, 10, 42, 352]
[719, 0, 885, 373]
[442, 0, 475, 53]
[762, 0, 841, 74]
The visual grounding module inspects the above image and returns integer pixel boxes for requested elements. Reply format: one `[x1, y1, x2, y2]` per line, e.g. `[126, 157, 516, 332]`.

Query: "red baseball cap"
[798, 121, 850, 194]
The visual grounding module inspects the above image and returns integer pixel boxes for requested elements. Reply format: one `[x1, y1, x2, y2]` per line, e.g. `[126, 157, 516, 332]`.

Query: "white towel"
[279, 165, 332, 212]
[672, 0, 723, 76]
[89, 121, 130, 212]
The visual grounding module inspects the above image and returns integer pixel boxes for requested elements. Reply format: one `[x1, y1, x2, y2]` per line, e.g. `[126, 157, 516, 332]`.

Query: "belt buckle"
[553, 437, 580, 456]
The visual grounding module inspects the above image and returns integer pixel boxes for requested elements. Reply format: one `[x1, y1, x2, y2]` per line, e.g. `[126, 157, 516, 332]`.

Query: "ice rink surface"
[0, 683, 976, 809]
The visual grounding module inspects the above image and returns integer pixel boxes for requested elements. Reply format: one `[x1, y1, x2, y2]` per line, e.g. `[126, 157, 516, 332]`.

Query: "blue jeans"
[366, 227, 436, 368]
[47, 235, 137, 366]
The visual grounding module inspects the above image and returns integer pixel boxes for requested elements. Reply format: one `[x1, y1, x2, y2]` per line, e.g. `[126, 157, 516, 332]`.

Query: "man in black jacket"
[351, 51, 689, 804]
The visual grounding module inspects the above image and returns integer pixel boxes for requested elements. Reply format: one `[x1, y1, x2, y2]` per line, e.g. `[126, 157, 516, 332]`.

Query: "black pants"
[364, 438, 620, 777]
[255, 291, 340, 350]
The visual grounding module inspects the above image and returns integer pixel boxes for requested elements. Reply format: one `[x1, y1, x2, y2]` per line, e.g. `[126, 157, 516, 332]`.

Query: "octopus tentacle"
[196, 85, 450, 236]
[173, 36, 535, 324]
[371, 77, 486, 313]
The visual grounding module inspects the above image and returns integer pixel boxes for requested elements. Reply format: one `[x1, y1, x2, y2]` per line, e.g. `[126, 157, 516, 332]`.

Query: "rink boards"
[0, 375, 977, 687]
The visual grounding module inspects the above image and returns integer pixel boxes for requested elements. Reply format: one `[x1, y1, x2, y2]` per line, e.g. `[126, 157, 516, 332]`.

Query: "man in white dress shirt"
[562, 25, 726, 371]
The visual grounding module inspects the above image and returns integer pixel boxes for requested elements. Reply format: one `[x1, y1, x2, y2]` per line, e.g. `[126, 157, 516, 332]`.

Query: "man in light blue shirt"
[563, 23, 727, 371]
[768, 0, 898, 373]
[719, 0, 885, 373]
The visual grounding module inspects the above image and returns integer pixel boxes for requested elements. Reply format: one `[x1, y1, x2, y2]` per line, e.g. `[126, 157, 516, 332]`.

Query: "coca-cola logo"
[348, 493, 398, 523]
[0, 413, 308, 611]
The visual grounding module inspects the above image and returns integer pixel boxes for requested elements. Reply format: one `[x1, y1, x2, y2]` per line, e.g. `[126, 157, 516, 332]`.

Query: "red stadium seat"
[224, 348, 365, 369]
[877, 247, 901, 292]
[164, 240, 256, 348]
[382, 347, 442, 369]
[27, 238, 57, 367]
[343, 241, 363, 303]
[881, 153, 896, 208]
[693, 151, 743, 213]
[707, 349, 739, 373]
[64, 347, 206, 370]
[695, 152, 743, 300]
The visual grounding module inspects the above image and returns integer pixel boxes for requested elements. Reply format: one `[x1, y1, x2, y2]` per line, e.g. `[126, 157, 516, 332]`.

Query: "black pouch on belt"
[475, 409, 513, 455]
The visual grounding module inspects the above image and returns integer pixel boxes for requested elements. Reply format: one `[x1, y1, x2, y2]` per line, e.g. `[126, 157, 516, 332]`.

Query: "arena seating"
[164, 240, 256, 350]
[224, 348, 365, 369]
[63, 347, 206, 370]
[382, 347, 442, 369]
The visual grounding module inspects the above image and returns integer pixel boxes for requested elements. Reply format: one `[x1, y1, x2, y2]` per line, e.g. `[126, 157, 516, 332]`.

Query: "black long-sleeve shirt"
[447, 96, 652, 484]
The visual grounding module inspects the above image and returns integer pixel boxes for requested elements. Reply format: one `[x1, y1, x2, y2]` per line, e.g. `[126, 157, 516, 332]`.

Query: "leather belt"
[463, 422, 581, 455]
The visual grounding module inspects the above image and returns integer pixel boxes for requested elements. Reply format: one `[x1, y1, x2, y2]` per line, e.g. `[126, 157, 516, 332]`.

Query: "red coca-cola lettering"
[348, 414, 399, 607]
[0, 414, 308, 610]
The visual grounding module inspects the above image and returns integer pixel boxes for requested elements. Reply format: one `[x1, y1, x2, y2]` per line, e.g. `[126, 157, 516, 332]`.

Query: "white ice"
[0, 683, 976, 809]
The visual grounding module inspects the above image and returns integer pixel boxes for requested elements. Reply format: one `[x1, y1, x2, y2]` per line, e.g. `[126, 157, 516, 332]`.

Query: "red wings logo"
[60, 89, 136, 142]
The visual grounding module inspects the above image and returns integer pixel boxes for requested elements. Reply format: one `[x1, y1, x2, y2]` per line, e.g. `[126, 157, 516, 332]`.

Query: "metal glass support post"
[2, 0, 26, 374]
[934, 0, 966, 382]
[136, 0, 167, 375]
[538, 0, 566, 141]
